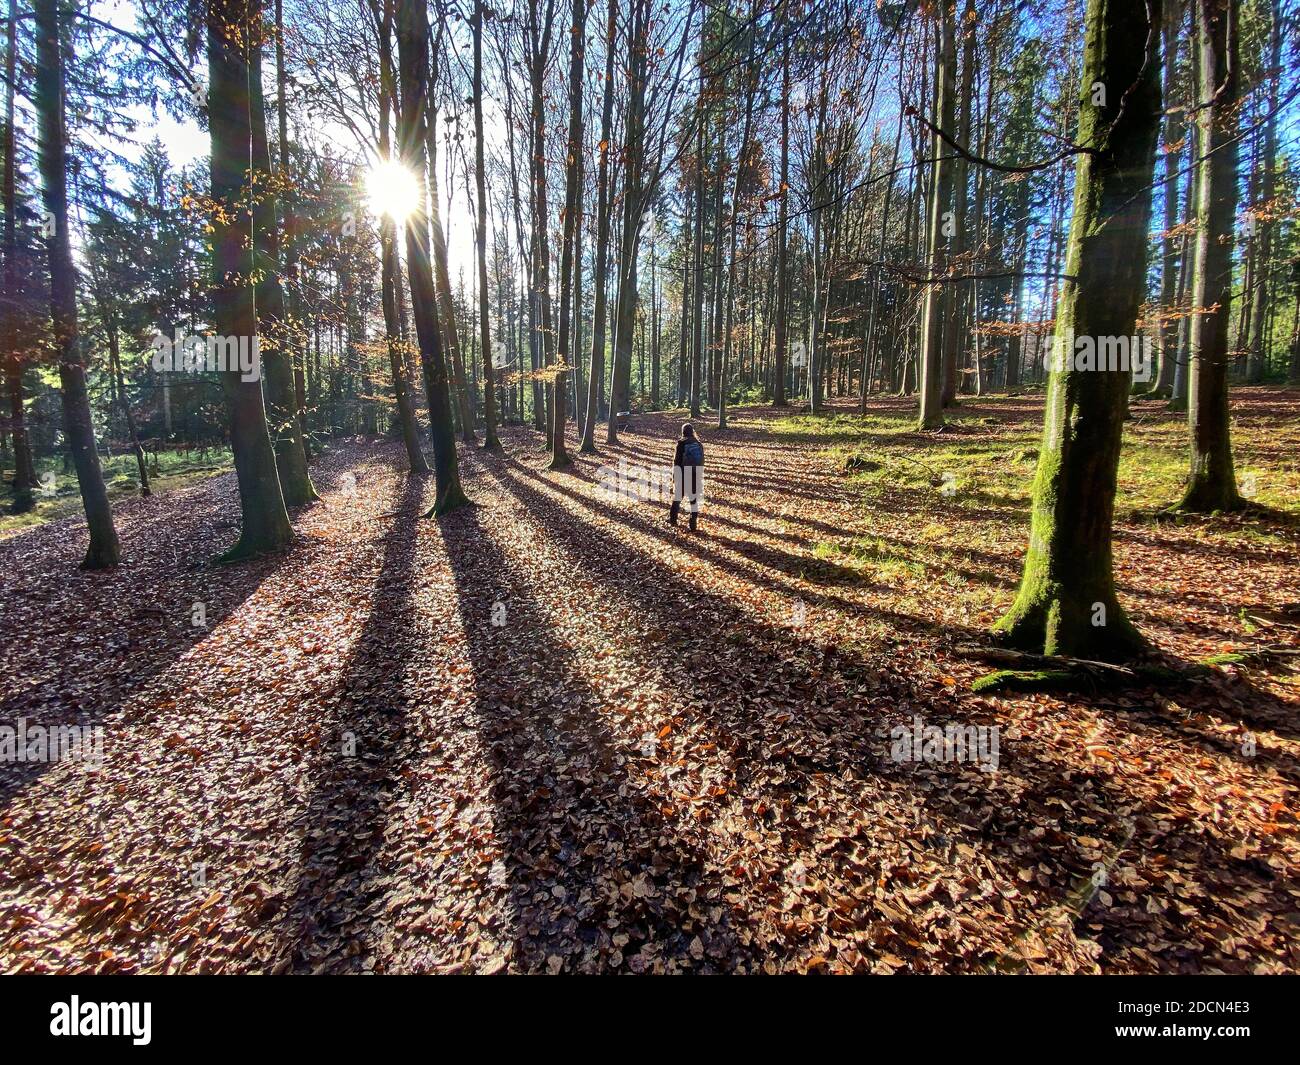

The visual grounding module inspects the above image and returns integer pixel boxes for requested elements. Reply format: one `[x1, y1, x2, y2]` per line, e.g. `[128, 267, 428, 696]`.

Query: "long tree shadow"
[511, 457, 990, 645]
[440, 502, 747, 972]
[484, 458, 1296, 972]
[272, 472, 425, 973]
[0, 452, 330, 806]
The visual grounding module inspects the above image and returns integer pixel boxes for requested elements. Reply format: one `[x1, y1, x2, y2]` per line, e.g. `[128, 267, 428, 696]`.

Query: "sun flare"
[364, 160, 422, 224]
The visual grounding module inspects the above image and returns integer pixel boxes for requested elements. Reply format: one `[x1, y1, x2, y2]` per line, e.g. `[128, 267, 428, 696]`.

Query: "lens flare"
[364, 160, 422, 224]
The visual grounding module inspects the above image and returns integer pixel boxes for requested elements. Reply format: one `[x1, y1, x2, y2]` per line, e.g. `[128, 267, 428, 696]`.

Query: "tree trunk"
[101, 300, 150, 496]
[275, 0, 312, 461]
[473, 0, 502, 451]
[427, 31, 474, 442]
[690, 95, 706, 417]
[579, 0, 616, 453]
[1149, 0, 1183, 399]
[860, 105, 905, 413]
[3, 0, 35, 511]
[916, 7, 955, 430]
[208, 0, 293, 561]
[35, 0, 120, 567]
[526, 8, 556, 446]
[1006, 212, 1029, 389]
[375, 0, 429, 472]
[650, 236, 660, 408]
[1177, 0, 1244, 511]
[605, 0, 648, 445]
[805, 67, 832, 415]
[678, 189, 692, 407]
[942, 0, 975, 408]
[1289, 288, 1300, 385]
[1169, 42, 1196, 413]
[571, 132, 586, 428]
[994, 0, 1161, 659]
[1244, 0, 1280, 385]
[717, 7, 758, 431]
[397, 0, 467, 515]
[551, 0, 585, 468]
[250, 40, 317, 505]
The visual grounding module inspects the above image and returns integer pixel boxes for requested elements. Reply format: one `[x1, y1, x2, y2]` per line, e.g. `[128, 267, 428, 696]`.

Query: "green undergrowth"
[1, 448, 232, 538]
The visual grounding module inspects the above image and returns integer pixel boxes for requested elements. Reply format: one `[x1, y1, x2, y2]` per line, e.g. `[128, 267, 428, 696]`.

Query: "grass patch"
[1, 448, 232, 539]
[815, 536, 928, 584]
[779, 397, 1300, 523]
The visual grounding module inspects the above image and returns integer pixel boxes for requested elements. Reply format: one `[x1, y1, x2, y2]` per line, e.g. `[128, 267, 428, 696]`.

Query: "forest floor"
[1, 388, 1297, 974]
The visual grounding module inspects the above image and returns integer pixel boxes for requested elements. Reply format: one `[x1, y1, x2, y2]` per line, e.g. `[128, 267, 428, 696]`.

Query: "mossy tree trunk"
[209, 0, 293, 560]
[35, 0, 120, 567]
[994, 0, 1161, 660]
[249, 38, 317, 506]
[1177, 0, 1244, 512]
[396, 0, 467, 515]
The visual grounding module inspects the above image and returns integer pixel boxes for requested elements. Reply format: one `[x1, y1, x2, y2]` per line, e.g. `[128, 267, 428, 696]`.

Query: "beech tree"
[579, 0, 617, 453]
[551, 0, 585, 468]
[994, 0, 1162, 659]
[373, 0, 431, 473]
[1177, 0, 1245, 513]
[472, 0, 503, 452]
[250, 30, 317, 506]
[427, 22, 475, 445]
[34, 0, 120, 567]
[396, 0, 468, 515]
[208, 0, 294, 560]
[2, 0, 37, 512]
[915, 4, 956, 432]
[771, 31, 790, 408]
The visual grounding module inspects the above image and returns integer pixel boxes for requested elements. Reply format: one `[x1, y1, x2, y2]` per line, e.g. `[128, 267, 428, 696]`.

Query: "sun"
[364, 159, 422, 225]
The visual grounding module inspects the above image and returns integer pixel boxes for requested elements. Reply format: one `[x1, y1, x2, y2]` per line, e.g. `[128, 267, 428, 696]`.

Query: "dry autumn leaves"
[1, 395, 1296, 974]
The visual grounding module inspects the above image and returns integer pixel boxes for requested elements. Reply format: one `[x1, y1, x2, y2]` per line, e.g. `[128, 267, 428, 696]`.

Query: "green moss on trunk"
[1176, 0, 1245, 514]
[249, 43, 317, 508]
[208, 0, 293, 560]
[993, 0, 1161, 661]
